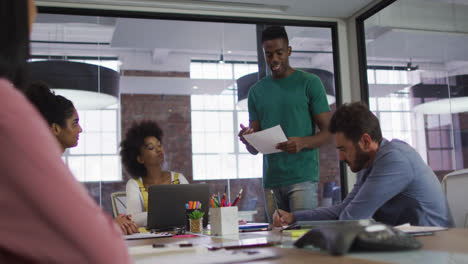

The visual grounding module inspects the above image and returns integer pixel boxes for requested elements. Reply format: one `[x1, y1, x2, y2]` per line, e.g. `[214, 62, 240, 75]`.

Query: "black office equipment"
[147, 184, 209, 231]
[294, 223, 422, 255]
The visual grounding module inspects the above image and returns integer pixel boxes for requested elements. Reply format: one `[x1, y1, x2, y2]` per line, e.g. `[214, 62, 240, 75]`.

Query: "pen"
[270, 190, 281, 218]
[232, 188, 243, 206]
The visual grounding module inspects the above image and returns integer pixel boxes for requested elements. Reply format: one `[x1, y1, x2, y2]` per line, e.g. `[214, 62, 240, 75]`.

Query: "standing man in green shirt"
[239, 26, 331, 223]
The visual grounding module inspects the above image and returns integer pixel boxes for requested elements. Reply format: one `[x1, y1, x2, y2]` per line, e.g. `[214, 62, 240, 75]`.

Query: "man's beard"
[350, 144, 371, 172]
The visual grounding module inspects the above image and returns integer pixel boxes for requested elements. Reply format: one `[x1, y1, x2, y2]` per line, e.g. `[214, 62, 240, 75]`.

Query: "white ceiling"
[37, 0, 376, 19]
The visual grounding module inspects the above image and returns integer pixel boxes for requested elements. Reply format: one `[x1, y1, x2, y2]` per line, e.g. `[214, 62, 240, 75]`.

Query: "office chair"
[110, 191, 127, 218]
[441, 169, 468, 228]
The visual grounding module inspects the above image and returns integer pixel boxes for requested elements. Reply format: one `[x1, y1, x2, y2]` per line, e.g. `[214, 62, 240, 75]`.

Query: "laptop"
[147, 184, 210, 231]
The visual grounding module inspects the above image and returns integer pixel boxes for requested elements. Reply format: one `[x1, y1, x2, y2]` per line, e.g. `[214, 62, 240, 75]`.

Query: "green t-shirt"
[248, 70, 330, 188]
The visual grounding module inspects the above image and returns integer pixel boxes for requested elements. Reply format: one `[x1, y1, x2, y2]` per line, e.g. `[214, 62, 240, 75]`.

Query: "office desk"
[126, 228, 468, 264]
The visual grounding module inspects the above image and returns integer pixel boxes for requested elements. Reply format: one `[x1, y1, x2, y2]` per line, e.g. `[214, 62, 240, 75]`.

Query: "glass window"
[364, 0, 468, 175]
[65, 108, 120, 182]
[191, 91, 261, 179]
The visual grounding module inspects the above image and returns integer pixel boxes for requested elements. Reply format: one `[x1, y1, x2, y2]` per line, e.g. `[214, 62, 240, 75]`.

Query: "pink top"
[0, 79, 131, 263]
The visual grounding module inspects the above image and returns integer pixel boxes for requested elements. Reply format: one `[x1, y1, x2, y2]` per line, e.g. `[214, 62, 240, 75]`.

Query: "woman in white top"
[120, 120, 188, 227]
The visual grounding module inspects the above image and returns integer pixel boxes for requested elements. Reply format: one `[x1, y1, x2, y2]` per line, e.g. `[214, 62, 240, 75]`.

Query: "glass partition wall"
[360, 0, 468, 179]
[31, 11, 342, 222]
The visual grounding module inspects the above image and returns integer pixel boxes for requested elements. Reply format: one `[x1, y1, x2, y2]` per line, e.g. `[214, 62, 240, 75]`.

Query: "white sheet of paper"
[124, 232, 172, 240]
[130, 246, 278, 264]
[243, 125, 287, 154]
[394, 223, 448, 233]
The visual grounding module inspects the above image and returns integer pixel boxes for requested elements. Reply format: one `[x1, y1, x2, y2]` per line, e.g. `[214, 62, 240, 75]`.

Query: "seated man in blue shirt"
[273, 102, 452, 227]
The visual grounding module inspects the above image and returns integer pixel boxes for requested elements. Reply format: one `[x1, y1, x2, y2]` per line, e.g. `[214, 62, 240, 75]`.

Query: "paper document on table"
[243, 125, 287, 154]
[394, 223, 448, 234]
[124, 232, 172, 240]
[130, 246, 278, 264]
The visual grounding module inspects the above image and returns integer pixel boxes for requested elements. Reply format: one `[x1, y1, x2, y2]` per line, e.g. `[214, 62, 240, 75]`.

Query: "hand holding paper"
[242, 125, 287, 154]
[276, 137, 304, 153]
[238, 124, 255, 146]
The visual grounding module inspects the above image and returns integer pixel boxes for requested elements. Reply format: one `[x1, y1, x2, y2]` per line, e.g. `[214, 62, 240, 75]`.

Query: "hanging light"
[219, 50, 225, 64]
[406, 58, 419, 71]
[28, 60, 120, 110]
[411, 74, 468, 114]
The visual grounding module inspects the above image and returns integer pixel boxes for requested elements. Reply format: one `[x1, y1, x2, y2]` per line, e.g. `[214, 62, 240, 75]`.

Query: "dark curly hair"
[329, 102, 382, 145]
[25, 81, 76, 127]
[261, 25, 289, 44]
[120, 120, 163, 179]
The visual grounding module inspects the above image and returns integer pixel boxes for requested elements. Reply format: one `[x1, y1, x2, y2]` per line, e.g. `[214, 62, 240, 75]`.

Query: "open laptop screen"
[147, 184, 209, 231]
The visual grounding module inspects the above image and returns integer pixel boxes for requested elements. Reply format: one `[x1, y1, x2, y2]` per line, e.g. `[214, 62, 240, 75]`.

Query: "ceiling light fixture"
[219, 52, 225, 64]
[413, 97, 468, 114]
[406, 58, 419, 71]
[411, 74, 468, 114]
[28, 60, 119, 110]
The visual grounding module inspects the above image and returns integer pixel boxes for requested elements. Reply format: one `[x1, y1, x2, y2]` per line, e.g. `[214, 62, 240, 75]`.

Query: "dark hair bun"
[25, 81, 75, 127]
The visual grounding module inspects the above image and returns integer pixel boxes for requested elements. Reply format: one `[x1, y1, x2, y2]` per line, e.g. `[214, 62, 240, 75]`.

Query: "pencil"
[270, 190, 281, 218]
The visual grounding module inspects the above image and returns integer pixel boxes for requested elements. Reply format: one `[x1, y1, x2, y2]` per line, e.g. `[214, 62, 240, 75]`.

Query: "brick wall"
[120, 94, 193, 182]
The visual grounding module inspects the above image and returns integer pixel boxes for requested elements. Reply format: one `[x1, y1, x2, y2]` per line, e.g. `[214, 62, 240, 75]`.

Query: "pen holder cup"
[209, 206, 239, 236]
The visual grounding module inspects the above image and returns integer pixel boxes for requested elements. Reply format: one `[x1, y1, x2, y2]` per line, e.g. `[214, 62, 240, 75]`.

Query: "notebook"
[147, 184, 209, 231]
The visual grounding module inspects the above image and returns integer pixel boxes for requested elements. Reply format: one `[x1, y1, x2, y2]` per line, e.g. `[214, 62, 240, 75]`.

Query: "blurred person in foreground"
[0, 0, 132, 262]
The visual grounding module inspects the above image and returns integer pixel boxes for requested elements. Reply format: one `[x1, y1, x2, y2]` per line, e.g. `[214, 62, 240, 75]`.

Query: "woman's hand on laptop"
[115, 214, 139, 235]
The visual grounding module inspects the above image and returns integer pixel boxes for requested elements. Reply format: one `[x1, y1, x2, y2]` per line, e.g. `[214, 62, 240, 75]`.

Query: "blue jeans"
[264, 181, 318, 223]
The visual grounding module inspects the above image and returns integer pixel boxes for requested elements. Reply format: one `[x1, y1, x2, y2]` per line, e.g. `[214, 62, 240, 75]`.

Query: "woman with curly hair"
[120, 120, 188, 227]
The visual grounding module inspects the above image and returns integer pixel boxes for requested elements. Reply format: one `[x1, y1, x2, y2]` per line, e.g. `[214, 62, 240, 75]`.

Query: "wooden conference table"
[126, 228, 468, 264]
